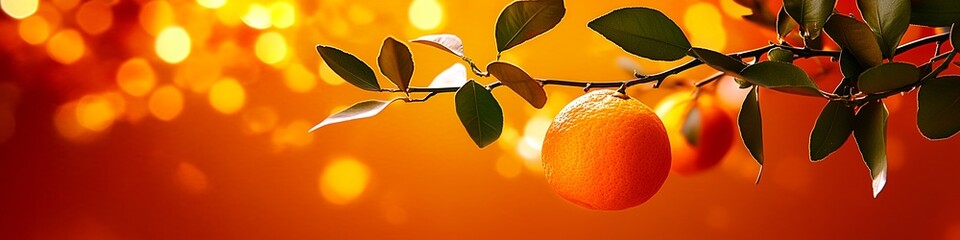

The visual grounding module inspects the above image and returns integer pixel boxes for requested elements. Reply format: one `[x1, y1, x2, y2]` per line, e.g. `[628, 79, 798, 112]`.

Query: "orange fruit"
[655, 92, 734, 175]
[542, 89, 671, 210]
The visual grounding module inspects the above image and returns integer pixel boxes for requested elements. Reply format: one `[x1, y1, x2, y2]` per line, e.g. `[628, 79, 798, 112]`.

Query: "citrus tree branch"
[380, 33, 950, 102]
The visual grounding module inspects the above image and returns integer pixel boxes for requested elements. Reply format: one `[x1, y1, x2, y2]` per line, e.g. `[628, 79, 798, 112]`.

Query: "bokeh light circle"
[320, 158, 370, 205]
[155, 26, 192, 64]
[208, 78, 246, 114]
[116, 58, 157, 97]
[1, 0, 39, 19]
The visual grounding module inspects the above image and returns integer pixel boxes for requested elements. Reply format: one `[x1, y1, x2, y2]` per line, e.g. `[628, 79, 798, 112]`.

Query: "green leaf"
[767, 47, 795, 63]
[588, 7, 692, 61]
[455, 81, 504, 148]
[495, 0, 566, 53]
[853, 100, 888, 198]
[809, 101, 855, 161]
[316, 45, 380, 91]
[909, 0, 960, 27]
[739, 61, 822, 97]
[688, 47, 746, 78]
[429, 63, 468, 88]
[777, 7, 798, 39]
[486, 62, 548, 108]
[739, 86, 764, 166]
[953, 23, 959, 51]
[682, 106, 701, 147]
[783, 0, 836, 39]
[918, 76, 960, 140]
[858, 0, 910, 59]
[378, 37, 415, 93]
[308, 98, 401, 132]
[823, 14, 883, 67]
[857, 62, 920, 94]
[411, 34, 465, 57]
[839, 50, 865, 79]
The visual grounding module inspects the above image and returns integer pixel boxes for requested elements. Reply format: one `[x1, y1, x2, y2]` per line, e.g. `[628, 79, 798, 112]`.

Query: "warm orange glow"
[254, 31, 288, 65]
[347, 4, 375, 25]
[0, 106, 13, 144]
[408, 0, 444, 31]
[283, 63, 316, 93]
[719, 0, 752, 19]
[197, 0, 226, 9]
[320, 158, 370, 205]
[51, 0, 79, 11]
[75, 0, 113, 35]
[242, 3, 271, 29]
[208, 78, 246, 114]
[684, 2, 727, 51]
[269, 1, 295, 29]
[18, 15, 49, 45]
[495, 156, 523, 178]
[54, 101, 94, 141]
[241, 106, 278, 134]
[1, 0, 38, 19]
[46, 29, 85, 64]
[116, 58, 157, 97]
[148, 85, 184, 121]
[175, 162, 209, 194]
[139, 0, 174, 36]
[75, 94, 117, 132]
[271, 120, 313, 149]
[155, 26, 192, 64]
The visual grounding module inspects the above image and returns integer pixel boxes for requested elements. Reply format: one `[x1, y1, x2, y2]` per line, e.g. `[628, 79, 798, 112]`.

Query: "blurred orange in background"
[1, 0, 959, 239]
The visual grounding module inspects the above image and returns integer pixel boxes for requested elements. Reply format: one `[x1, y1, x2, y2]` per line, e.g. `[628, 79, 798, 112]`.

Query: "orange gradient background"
[1, 0, 960, 239]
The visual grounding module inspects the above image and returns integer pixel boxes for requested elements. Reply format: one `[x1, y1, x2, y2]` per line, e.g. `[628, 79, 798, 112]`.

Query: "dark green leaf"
[823, 14, 883, 67]
[809, 101, 855, 161]
[918, 76, 960, 140]
[308, 98, 400, 132]
[378, 37, 415, 93]
[777, 7, 798, 39]
[316, 45, 380, 91]
[411, 34, 465, 57]
[857, 62, 920, 94]
[767, 47, 795, 63]
[487, 62, 548, 109]
[783, 0, 836, 39]
[853, 100, 888, 198]
[688, 48, 746, 78]
[588, 7, 692, 61]
[495, 0, 566, 52]
[739, 86, 764, 166]
[428, 63, 468, 88]
[740, 61, 822, 96]
[839, 50, 865, 79]
[455, 81, 504, 148]
[952, 23, 959, 51]
[682, 106, 701, 147]
[858, 0, 911, 58]
[923, 51, 956, 80]
[909, 0, 960, 27]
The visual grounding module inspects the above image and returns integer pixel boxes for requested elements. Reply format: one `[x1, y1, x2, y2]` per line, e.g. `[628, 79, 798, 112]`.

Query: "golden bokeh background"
[1, 0, 959, 239]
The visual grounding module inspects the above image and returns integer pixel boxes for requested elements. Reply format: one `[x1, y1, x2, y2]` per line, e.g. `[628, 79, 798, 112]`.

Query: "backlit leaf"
[308, 98, 401, 132]
[428, 63, 468, 88]
[783, 0, 836, 39]
[918, 76, 960, 140]
[823, 14, 883, 67]
[853, 100, 888, 198]
[411, 34, 465, 57]
[839, 50, 865, 79]
[487, 62, 548, 108]
[378, 37, 415, 93]
[953, 23, 959, 51]
[858, 0, 910, 59]
[740, 61, 822, 97]
[857, 62, 919, 94]
[909, 0, 960, 27]
[767, 47, 795, 63]
[316, 45, 380, 91]
[809, 101, 855, 161]
[588, 7, 692, 61]
[739, 86, 764, 166]
[688, 47, 746, 78]
[455, 81, 504, 148]
[682, 106, 701, 147]
[777, 7, 798, 39]
[495, 0, 566, 53]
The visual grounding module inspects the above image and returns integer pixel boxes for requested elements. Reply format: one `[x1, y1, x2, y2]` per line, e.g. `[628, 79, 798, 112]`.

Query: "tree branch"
[379, 33, 951, 103]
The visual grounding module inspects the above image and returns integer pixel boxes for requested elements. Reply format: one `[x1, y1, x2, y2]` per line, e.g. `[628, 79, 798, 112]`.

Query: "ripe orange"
[541, 90, 671, 210]
[655, 92, 734, 175]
